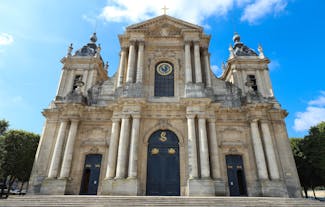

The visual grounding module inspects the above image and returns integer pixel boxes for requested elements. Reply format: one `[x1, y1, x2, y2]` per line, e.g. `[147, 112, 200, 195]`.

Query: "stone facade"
[28, 15, 301, 197]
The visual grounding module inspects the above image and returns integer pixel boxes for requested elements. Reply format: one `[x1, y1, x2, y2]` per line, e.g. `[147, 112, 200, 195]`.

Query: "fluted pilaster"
[115, 115, 131, 178]
[59, 119, 79, 178]
[48, 120, 68, 178]
[250, 120, 268, 180]
[187, 114, 198, 178]
[105, 118, 121, 179]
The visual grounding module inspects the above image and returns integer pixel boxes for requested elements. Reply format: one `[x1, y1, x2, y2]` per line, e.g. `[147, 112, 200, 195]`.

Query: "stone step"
[0, 196, 323, 207]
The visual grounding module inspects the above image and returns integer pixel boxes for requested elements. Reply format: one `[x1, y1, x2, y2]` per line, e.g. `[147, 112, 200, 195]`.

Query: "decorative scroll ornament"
[168, 148, 176, 155]
[159, 131, 167, 142]
[151, 148, 159, 155]
[156, 62, 173, 76]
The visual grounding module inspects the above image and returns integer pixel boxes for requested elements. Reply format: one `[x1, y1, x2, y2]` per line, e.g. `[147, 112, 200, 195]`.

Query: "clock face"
[156, 62, 173, 76]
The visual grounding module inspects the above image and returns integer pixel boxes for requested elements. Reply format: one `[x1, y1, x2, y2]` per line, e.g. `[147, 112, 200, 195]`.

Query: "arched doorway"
[146, 130, 180, 196]
[226, 155, 247, 196]
[79, 154, 102, 195]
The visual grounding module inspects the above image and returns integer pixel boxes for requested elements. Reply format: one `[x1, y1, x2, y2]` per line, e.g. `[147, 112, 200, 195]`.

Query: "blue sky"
[0, 0, 324, 138]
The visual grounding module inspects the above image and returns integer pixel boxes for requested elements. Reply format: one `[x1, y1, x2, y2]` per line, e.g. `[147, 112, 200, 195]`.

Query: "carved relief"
[220, 127, 246, 146]
[80, 126, 108, 140]
[147, 23, 181, 37]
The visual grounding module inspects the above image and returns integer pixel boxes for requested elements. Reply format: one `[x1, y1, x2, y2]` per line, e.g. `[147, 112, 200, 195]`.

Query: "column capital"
[69, 118, 80, 123]
[259, 119, 270, 124]
[59, 118, 69, 123]
[193, 40, 200, 45]
[111, 117, 121, 123]
[121, 46, 128, 51]
[131, 114, 141, 119]
[186, 114, 196, 119]
[184, 40, 192, 45]
[121, 114, 131, 119]
[129, 40, 136, 45]
[197, 114, 207, 120]
[137, 40, 145, 46]
[250, 118, 259, 123]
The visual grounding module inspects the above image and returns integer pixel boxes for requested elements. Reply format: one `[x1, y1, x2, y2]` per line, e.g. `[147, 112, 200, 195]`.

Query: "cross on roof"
[161, 5, 169, 15]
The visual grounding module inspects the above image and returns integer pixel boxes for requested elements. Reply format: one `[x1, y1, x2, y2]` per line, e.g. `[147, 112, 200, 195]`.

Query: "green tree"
[0, 119, 9, 136]
[290, 138, 315, 197]
[291, 121, 325, 198]
[1, 130, 39, 196]
[302, 122, 325, 187]
[0, 119, 9, 197]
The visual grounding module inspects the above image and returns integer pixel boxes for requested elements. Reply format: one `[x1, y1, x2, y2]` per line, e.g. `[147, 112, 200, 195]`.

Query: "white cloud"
[293, 91, 325, 132]
[82, 14, 97, 27]
[268, 59, 280, 71]
[0, 33, 14, 45]
[100, 0, 288, 25]
[211, 64, 223, 76]
[241, 0, 287, 24]
[308, 91, 325, 107]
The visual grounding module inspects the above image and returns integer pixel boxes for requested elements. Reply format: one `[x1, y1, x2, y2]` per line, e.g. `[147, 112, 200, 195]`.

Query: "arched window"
[154, 62, 174, 97]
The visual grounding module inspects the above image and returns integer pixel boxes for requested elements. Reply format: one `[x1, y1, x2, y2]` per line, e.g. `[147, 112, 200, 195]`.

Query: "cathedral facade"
[28, 15, 301, 197]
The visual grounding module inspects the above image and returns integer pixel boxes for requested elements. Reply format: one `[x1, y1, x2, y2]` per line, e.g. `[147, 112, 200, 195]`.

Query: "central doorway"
[146, 130, 180, 196]
[79, 154, 102, 195]
[226, 155, 247, 196]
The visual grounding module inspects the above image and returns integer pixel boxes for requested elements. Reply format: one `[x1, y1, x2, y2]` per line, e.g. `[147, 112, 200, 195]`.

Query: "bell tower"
[55, 33, 108, 101]
[222, 33, 274, 98]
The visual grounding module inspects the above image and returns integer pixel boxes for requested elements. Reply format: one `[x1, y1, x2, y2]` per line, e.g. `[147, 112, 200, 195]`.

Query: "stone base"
[214, 179, 226, 196]
[101, 178, 138, 195]
[261, 180, 288, 197]
[187, 179, 215, 196]
[40, 178, 67, 195]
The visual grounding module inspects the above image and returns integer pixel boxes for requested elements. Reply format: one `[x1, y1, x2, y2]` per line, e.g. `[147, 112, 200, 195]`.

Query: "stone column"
[59, 119, 79, 178]
[263, 69, 274, 97]
[56, 69, 68, 97]
[128, 115, 140, 178]
[126, 41, 136, 83]
[207, 118, 221, 179]
[115, 115, 131, 178]
[117, 48, 127, 87]
[67, 70, 75, 94]
[48, 120, 68, 178]
[87, 70, 94, 88]
[198, 117, 210, 178]
[82, 70, 89, 94]
[194, 41, 202, 83]
[255, 70, 266, 96]
[203, 49, 212, 87]
[187, 115, 198, 178]
[136, 41, 144, 83]
[105, 118, 121, 179]
[184, 41, 192, 84]
[250, 120, 268, 180]
[261, 121, 280, 179]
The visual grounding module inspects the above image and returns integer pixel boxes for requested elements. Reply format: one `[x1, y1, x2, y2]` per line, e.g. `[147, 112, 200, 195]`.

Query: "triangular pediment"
[127, 15, 203, 32]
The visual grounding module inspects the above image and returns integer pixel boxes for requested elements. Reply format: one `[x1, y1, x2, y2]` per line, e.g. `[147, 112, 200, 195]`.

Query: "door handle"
[230, 181, 234, 186]
[94, 180, 97, 184]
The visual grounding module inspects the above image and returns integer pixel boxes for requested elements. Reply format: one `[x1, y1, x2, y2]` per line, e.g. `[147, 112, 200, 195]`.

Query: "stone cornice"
[126, 15, 203, 31]
[180, 97, 211, 106]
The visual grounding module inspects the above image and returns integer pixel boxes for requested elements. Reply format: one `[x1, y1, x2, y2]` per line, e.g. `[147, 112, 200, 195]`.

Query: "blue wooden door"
[226, 155, 247, 196]
[80, 154, 102, 195]
[146, 130, 180, 196]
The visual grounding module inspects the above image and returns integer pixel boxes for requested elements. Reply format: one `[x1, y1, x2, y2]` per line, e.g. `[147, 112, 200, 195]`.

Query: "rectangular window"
[247, 75, 258, 92]
[73, 75, 83, 90]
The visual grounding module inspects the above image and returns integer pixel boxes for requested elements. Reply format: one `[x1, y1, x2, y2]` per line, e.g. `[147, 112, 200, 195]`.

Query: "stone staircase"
[0, 196, 323, 207]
